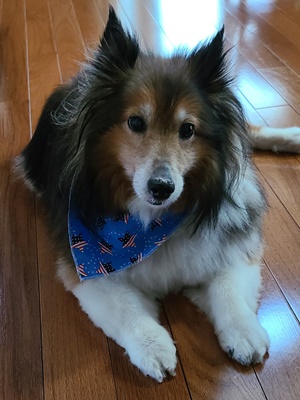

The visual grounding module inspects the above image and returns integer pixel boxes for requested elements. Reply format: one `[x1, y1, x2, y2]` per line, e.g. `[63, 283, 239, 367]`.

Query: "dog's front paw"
[217, 317, 270, 365]
[126, 326, 177, 382]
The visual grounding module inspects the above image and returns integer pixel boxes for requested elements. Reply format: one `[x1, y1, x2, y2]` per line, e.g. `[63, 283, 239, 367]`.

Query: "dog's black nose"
[147, 178, 175, 201]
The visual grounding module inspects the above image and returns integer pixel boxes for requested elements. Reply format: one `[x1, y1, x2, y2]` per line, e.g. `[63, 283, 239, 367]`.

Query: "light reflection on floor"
[259, 298, 299, 356]
[158, 0, 221, 51]
[117, 0, 223, 54]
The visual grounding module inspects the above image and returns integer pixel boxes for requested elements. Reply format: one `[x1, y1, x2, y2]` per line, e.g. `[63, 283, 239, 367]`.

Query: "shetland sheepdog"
[15, 7, 300, 382]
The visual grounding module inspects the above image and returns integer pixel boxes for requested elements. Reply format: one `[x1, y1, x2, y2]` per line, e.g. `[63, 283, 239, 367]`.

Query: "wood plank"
[257, 105, 300, 128]
[0, 0, 43, 398]
[142, 0, 220, 50]
[71, 0, 104, 49]
[222, 11, 284, 70]
[237, 92, 267, 126]
[259, 8, 300, 48]
[254, 264, 300, 400]
[223, 9, 246, 46]
[241, 0, 300, 25]
[255, 156, 300, 227]
[48, 0, 85, 81]
[163, 295, 266, 400]
[238, 0, 275, 14]
[25, 0, 61, 128]
[128, 0, 174, 53]
[27, 52, 61, 129]
[225, 1, 300, 77]
[0, 101, 43, 400]
[0, 0, 28, 102]
[234, 56, 287, 109]
[276, 0, 300, 25]
[26, 0, 56, 57]
[253, 159, 300, 320]
[258, 67, 300, 114]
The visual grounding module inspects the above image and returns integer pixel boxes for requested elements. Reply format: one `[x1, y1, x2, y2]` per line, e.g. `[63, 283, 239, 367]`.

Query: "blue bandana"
[68, 199, 186, 281]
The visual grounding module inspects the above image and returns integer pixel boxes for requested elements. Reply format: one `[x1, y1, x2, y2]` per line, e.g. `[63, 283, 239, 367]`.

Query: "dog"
[15, 7, 300, 382]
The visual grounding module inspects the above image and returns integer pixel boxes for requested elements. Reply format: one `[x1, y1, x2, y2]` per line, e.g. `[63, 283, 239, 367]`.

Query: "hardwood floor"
[0, 0, 299, 399]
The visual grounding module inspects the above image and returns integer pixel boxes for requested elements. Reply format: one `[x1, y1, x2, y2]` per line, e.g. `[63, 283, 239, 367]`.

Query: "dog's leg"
[57, 261, 177, 382]
[249, 124, 300, 152]
[185, 262, 270, 365]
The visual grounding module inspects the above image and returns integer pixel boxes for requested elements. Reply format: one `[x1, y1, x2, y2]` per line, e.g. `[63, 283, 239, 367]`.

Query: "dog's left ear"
[189, 27, 230, 93]
[95, 6, 140, 75]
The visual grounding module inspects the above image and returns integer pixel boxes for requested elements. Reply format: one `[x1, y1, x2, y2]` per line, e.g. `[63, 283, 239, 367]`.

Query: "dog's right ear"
[95, 6, 140, 74]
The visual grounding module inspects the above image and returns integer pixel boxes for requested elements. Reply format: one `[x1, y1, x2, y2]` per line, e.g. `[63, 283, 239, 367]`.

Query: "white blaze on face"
[120, 103, 200, 220]
[132, 158, 184, 208]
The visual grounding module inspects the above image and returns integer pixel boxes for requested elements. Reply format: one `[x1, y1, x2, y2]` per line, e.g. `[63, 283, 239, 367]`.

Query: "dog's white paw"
[126, 326, 177, 382]
[217, 317, 270, 365]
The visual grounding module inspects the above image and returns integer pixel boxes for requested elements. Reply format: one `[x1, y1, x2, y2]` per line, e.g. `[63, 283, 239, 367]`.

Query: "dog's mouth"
[146, 197, 164, 206]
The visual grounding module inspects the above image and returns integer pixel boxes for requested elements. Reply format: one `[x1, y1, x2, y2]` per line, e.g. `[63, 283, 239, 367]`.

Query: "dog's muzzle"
[147, 165, 175, 202]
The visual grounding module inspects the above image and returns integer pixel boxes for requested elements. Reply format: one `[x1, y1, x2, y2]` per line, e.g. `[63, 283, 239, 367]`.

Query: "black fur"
[18, 7, 251, 246]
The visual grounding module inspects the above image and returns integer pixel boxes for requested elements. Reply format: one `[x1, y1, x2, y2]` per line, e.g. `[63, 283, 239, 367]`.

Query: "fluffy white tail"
[249, 125, 300, 153]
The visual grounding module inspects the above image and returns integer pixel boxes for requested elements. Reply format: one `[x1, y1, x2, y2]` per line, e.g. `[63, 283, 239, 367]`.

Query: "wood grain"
[48, 0, 85, 81]
[0, 102, 43, 400]
[0, 0, 44, 398]
[275, 0, 300, 24]
[258, 67, 300, 114]
[0, 0, 28, 102]
[225, 0, 300, 76]
[25, 0, 61, 128]
[72, 0, 104, 49]
[254, 264, 300, 400]
[255, 168, 300, 320]
[235, 56, 287, 109]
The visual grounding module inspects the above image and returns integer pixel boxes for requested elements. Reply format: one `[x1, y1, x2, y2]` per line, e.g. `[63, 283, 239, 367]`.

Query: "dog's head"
[67, 7, 248, 230]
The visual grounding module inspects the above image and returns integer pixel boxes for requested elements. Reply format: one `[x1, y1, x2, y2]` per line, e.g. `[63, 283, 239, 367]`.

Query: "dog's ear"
[189, 27, 230, 93]
[95, 6, 140, 74]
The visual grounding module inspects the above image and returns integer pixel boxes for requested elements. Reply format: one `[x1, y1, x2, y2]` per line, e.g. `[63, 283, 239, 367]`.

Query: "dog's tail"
[248, 124, 300, 153]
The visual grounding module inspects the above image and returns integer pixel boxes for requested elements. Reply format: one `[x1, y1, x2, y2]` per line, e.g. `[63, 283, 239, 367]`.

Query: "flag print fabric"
[68, 198, 186, 281]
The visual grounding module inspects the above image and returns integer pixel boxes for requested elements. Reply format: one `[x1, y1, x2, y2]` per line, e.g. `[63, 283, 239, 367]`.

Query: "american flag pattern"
[118, 232, 137, 248]
[115, 213, 130, 224]
[130, 253, 143, 264]
[68, 196, 186, 282]
[150, 218, 163, 230]
[97, 261, 116, 276]
[99, 238, 113, 255]
[77, 263, 88, 277]
[71, 233, 88, 252]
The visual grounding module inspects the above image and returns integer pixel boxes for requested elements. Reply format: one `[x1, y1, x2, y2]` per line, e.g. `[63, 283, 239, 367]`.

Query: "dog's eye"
[179, 123, 195, 140]
[127, 116, 147, 133]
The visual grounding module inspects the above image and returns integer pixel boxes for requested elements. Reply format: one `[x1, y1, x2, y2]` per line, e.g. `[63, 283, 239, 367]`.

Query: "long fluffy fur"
[15, 7, 300, 382]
